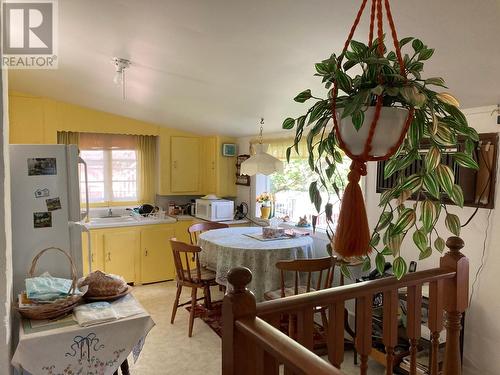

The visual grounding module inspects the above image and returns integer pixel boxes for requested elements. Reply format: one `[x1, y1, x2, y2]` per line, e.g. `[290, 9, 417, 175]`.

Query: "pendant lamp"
[240, 119, 284, 176]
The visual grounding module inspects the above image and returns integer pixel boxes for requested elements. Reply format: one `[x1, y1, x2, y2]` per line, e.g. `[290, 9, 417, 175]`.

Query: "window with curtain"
[57, 131, 157, 205]
[251, 137, 350, 228]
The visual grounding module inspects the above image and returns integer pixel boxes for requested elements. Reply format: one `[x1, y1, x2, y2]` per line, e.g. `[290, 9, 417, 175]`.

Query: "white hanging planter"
[337, 106, 409, 157]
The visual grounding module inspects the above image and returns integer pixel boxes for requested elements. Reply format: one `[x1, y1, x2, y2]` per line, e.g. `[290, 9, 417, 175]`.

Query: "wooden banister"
[222, 237, 469, 375]
[441, 237, 469, 375]
[257, 267, 455, 317]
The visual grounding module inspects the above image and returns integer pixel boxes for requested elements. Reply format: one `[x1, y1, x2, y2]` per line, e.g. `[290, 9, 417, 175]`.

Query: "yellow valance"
[249, 137, 308, 160]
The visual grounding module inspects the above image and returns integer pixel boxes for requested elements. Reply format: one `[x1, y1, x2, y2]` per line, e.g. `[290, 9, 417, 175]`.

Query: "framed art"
[222, 143, 236, 157]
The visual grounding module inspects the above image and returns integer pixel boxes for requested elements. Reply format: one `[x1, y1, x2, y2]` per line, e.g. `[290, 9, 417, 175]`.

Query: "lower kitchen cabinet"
[140, 226, 175, 283]
[82, 223, 178, 284]
[103, 230, 140, 283]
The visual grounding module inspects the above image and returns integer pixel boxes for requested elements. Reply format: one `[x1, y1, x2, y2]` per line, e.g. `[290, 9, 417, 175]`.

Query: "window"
[80, 148, 137, 204]
[268, 157, 350, 229]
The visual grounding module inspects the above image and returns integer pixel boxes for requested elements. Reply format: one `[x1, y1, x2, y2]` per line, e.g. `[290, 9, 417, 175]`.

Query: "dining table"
[198, 226, 314, 302]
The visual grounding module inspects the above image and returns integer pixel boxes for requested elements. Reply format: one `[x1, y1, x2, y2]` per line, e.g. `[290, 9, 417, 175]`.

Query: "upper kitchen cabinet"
[202, 136, 237, 197]
[170, 136, 201, 193]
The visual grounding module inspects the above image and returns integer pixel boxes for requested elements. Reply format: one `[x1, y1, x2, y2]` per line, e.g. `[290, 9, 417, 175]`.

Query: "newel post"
[222, 267, 256, 375]
[440, 236, 469, 375]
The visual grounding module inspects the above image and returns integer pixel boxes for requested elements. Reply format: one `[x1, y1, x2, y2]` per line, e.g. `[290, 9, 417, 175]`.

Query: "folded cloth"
[25, 276, 73, 302]
[111, 295, 145, 319]
[73, 302, 118, 327]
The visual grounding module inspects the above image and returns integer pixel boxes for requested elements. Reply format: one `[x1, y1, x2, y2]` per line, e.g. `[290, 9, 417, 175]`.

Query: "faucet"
[107, 207, 113, 217]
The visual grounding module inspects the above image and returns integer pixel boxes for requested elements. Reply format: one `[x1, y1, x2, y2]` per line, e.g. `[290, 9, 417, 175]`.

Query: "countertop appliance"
[195, 198, 234, 222]
[10, 144, 89, 297]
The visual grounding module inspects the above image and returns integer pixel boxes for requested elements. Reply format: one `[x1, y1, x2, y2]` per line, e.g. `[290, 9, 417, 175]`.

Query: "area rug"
[186, 302, 329, 355]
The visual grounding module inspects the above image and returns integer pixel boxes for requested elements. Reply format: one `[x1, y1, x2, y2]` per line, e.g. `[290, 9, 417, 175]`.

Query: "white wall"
[0, 66, 13, 372]
[364, 105, 499, 375]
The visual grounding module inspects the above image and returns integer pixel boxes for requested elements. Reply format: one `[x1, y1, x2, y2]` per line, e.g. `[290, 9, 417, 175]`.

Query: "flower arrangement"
[256, 192, 273, 206]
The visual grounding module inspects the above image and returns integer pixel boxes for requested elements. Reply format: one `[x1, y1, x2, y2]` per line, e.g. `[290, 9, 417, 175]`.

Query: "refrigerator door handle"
[71, 221, 92, 274]
[78, 156, 90, 222]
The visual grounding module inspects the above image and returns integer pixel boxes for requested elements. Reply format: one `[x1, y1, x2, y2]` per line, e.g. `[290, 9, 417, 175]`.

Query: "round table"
[198, 227, 314, 301]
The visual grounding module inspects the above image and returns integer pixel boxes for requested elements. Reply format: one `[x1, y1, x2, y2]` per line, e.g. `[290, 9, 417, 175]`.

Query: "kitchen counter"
[169, 214, 251, 226]
[84, 215, 177, 229]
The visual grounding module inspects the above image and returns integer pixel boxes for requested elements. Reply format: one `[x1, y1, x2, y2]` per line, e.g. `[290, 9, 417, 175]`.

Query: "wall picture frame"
[222, 143, 236, 157]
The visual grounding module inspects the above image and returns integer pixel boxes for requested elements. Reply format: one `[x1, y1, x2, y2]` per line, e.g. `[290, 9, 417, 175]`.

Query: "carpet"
[186, 302, 330, 355]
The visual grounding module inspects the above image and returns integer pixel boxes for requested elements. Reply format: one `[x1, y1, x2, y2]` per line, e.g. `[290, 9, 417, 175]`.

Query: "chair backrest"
[188, 221, 229, 244]
[275, 257, 337, 297]
[170, 238, 203, 284]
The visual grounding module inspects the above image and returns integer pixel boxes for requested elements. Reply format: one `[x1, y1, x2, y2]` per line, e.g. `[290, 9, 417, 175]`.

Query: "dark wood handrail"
[257, 267, 456, 316]
[236, 317, 343, 375]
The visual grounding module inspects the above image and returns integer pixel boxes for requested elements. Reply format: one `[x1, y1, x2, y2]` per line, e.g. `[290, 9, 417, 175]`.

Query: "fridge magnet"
[34, 188, 50, 198]
[27, 158, 57, 176]
[222, 143, 236, 157]
[33, 212, 52, 228]
[46, 197, 62, 211]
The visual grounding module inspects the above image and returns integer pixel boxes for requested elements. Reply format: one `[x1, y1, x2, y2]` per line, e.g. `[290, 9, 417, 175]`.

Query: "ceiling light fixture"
[240, 118, 284, 176]
[112, 57, 131, 101]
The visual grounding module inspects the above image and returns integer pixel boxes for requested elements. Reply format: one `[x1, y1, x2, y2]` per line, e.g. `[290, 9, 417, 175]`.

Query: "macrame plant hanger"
[331, 0, 415, 258]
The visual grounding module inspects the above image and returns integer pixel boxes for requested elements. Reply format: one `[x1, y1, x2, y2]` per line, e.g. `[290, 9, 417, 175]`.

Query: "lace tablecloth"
[198, 227, 314, 301]
[12, 295, 154, 375]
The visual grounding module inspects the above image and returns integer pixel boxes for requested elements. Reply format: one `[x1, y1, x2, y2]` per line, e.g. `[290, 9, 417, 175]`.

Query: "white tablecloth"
[12, 295, 155, 375]
[199, 227, 314, 301]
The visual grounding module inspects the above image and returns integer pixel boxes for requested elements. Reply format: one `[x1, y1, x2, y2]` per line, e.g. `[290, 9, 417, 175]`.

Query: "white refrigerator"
[10, 144, 89, 297]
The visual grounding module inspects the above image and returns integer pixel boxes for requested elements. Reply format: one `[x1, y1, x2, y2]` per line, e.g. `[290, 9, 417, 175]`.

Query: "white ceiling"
[8, 0, 500, 137]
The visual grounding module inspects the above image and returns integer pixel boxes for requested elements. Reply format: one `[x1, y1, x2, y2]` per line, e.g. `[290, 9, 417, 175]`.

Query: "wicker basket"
[16, 247, 83, 320]
[78, 270, 127, 297]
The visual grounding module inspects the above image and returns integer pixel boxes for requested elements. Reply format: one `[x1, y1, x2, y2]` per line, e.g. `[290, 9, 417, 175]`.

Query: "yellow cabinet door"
[202, 137, 217, 195]
[140, 225, 176, 284]
[103, 230, 139, 283]
[171, 136, 201, 192]
[82, 230, 104, 275]
[174, 220, 194, 244]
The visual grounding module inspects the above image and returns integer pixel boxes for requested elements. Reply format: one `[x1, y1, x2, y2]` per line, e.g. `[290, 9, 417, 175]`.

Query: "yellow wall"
[9, 91, 170, 143]
[9, 91, 237, 196]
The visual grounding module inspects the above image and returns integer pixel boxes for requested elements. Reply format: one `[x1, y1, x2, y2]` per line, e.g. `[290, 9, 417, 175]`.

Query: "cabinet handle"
[211, 161, 215, 170]
[145, 249, 148, 256]
[107, 252, 111, 261]
[173, 160, 178, 169]
[91, 253, 95, 263]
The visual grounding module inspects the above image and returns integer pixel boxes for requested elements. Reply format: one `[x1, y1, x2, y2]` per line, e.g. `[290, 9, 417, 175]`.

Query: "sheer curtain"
[136, 135, 157, 204]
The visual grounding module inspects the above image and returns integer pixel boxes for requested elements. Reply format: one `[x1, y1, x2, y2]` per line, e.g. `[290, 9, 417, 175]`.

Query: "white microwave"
[195, 199, 234, 222]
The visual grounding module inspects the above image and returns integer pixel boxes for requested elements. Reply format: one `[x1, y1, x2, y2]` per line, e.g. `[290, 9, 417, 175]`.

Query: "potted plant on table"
[256, 192, 273, 219]
[282, 1, 479, 279]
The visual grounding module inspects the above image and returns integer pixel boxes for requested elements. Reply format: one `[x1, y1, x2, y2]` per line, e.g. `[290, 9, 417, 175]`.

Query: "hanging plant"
[283, 0, 479, 279]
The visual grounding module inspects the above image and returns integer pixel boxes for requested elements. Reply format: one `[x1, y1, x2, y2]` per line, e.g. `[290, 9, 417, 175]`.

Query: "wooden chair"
[188, 221, 229, 245]
[264, 257, 336, 338]
[170, 238, 218, 337]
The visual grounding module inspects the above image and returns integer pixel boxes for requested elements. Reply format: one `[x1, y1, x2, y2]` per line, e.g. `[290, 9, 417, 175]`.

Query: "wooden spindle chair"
[170, 238, 218, 337]
[188, 221, 229, 245]
[264, 257, 336, 337]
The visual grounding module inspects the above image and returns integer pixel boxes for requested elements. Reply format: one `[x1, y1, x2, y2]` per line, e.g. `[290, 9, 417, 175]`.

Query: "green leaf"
[379, 188, 396, 207]
[282, 117, 295, 130]
[412, 39, 424, 52]
[340, 264, 352, 279]
[434, 122, 457, 146]
[286, 147, 292, 163]
[399, 174, 423, 194]
[362, 257, 371, 273]
[336, 71, 352, 93]
[352, 110, 365, 131]
[375, 253, 386, 275]
[294, 89, 312, 103]
[393, 208, 416, 235]
[388, 232, 404, 255]
[315, 62, 330, 75]
[381, 247, 393, 256]
[445, 213, 461, 236]
[308, 101, 328, 125]
[425, 77, 446, 87]
[376, 211, 393, 231]
[419, 246, 432, 260]
[453, 152, 479, 170]
[413, 229, 428, 252]
[434, 237, 446, 253]
[449, 184, 464, 207]
[418, 48, 434, 60]
[435, 164, 455, 195]
[308, 181, 322, 212]
[384, 158, 401, 179]
[423, 173, 440, 199]
[370, 232, 381, 247]
[399, 37, 414, 47]
[393, 257, 408, 280]
[350, 40, 367, 55]
[425, 146, 441, 172]
[420, 200, 438, 232]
